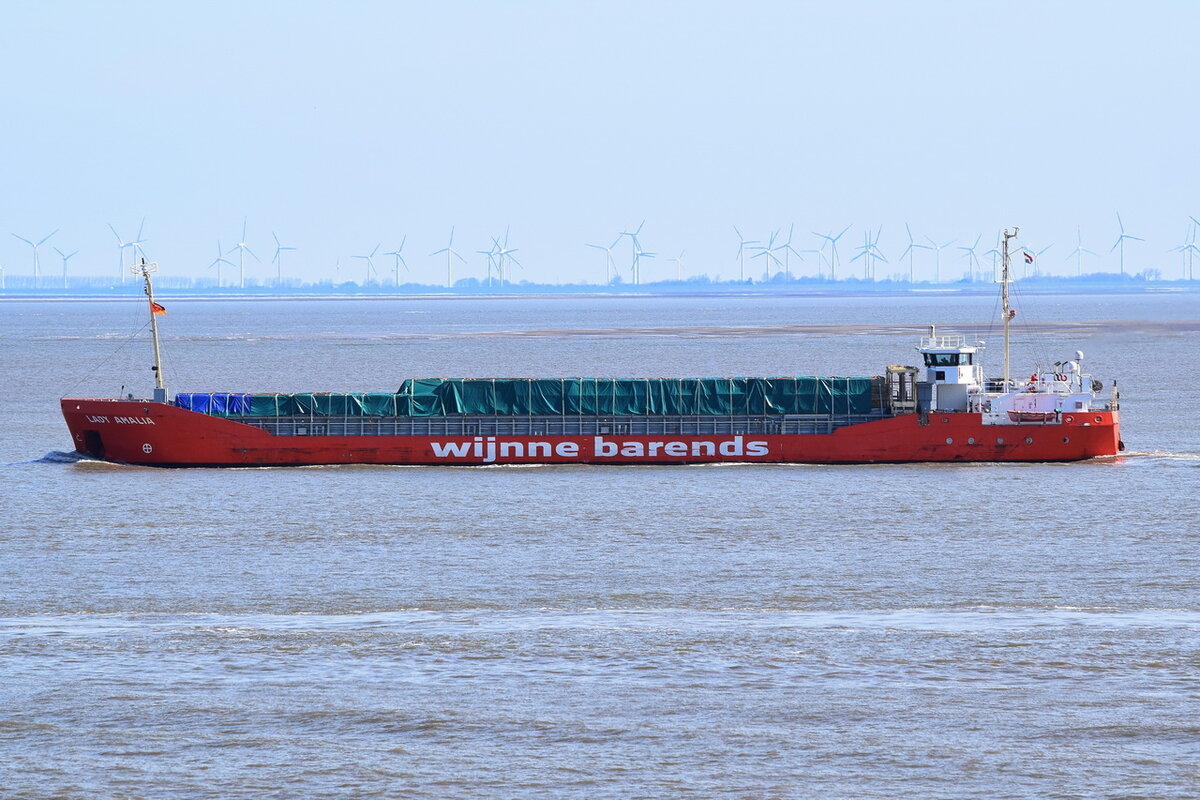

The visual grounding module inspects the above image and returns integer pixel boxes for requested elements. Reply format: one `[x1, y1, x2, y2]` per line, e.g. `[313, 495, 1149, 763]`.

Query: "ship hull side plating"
[62, 399, 1121, 467]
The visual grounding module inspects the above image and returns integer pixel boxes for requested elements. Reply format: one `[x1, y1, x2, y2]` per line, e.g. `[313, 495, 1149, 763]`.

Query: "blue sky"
[1, 0, 1197, 285]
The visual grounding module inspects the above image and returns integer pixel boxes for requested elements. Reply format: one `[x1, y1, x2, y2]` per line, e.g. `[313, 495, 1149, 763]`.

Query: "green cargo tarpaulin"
[182, 377, 875, 418]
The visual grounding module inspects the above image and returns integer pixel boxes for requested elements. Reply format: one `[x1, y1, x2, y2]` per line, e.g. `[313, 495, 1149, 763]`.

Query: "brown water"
[2, 292, 1199, 798]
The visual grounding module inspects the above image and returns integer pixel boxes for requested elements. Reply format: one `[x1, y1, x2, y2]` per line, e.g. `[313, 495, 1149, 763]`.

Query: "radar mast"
[1000, 227, 1018, 389]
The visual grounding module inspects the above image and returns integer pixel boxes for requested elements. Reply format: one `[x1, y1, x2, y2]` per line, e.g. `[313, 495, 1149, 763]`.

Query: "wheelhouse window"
[923, 352, 972, 367]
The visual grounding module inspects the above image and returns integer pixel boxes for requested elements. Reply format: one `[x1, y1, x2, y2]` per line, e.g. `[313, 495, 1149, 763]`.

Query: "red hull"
[61, 399, 1122, 467]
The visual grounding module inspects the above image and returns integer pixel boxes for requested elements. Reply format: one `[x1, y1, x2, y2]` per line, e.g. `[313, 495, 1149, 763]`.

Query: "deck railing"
[236, 411, 896, 438]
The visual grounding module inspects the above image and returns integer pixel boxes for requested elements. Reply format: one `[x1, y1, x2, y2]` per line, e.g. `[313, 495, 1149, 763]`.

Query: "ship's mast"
[1000, 226, 1017, 388]
[134, 259, 168, 402]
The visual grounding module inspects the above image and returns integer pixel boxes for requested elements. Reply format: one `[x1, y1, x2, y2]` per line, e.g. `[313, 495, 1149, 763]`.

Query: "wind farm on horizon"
[3, 214, 1199, 293]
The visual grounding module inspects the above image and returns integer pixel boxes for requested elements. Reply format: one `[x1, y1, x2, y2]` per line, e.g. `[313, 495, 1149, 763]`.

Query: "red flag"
[150, 301, 167, 315]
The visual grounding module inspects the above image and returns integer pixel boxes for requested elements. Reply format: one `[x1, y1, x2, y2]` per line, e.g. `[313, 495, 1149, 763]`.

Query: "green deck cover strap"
[187, 377, 875, 418]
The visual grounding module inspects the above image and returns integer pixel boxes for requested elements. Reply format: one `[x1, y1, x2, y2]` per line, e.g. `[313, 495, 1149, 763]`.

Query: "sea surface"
[2, 291, 1199, 799]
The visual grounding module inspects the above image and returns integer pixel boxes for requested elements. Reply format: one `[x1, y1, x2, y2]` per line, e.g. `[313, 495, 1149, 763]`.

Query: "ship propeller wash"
[62, 230, 1122, 466]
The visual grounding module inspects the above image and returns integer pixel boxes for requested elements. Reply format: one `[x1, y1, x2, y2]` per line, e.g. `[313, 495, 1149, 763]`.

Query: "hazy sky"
[2, 0, 1197, 285]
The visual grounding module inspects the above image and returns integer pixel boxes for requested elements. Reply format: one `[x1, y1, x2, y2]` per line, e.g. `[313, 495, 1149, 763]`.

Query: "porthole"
[946, 437, 953, 444]
[967, 437, 975, 444]
[1064, 415, 1073, 423]
[942, 417, 950, 423]
[997, 437, 1005, 445]
[1093, 416, 1102, 423]
[1062, 437, 1070, 444]
[1025, 437, 1033, 444]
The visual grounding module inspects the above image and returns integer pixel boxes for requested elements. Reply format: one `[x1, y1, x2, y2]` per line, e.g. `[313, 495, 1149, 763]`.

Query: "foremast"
[135, 259, 168, 403]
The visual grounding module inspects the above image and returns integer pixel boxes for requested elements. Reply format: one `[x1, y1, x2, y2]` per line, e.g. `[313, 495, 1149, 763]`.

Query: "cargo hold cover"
[175, 376, 876, 418]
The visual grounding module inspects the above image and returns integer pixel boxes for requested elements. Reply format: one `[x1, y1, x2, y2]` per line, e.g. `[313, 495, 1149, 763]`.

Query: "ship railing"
[919, 334, 967, 349]
[235, 411, 895, 439]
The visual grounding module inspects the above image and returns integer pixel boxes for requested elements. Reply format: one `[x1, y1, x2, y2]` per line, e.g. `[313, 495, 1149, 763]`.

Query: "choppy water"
[2, 292, 1199, 798]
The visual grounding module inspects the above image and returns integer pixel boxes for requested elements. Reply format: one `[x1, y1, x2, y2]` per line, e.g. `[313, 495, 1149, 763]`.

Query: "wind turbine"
[925, 236, 955, 283]
[107, 218, 145, 282]
[779, 224, 806, 281]
[431, 227, 466, 288]
[1109, 212, 1144, 276]
[850, 227, 886, 280]
[752, 233, 785, 280]
[492, 229, 522, 287]
[899, 223, 931, 282]
[957, 234, 984, 282]
[632, 247, 655, 284]
[620, 221, 647, 283]
[669, 250, 686, 281]
[982, 231, 1002, 280]
[207, 241, 235, 287]
[384, 236, 409, 286]
[54, 247, 78, 289]
[1064, 228, 1099, 276]
[11, 230, 56, 288]
[354, 244, 381, 286]
[0, 263, 5, 291]
[476, 241, 499, 287]
[733, 227, 760, 282]
[751, 230, 788, 280]
[225, 218, 260, 288]
[586, 237, 621, 283]
[272, 232, 297, 287]
[1171, 218, 1200, 280]
[813, 225, 852, 280]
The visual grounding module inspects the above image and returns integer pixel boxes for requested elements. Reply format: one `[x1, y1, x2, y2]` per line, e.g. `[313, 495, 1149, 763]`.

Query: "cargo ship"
[61, 228, 1122, 467]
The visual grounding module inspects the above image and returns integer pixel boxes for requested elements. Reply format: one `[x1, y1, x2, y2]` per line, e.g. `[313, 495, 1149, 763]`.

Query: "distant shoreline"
[2, 281, 1197, 302]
